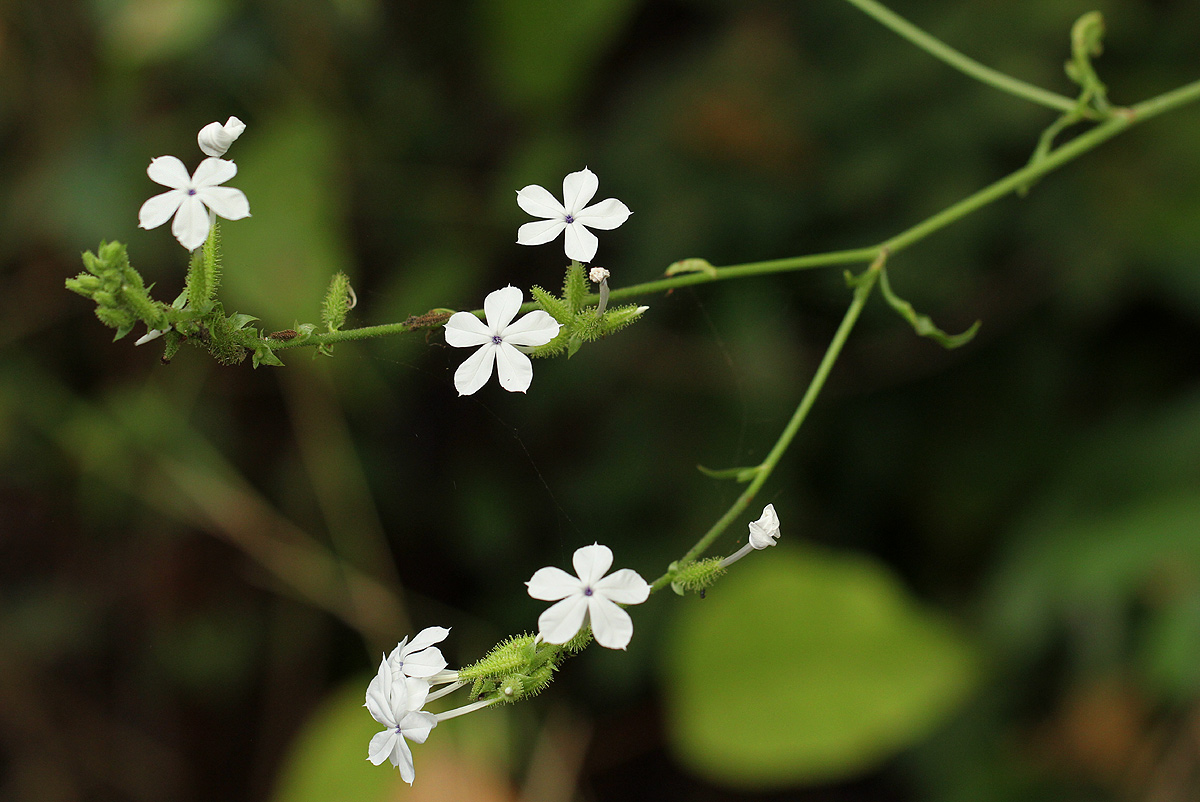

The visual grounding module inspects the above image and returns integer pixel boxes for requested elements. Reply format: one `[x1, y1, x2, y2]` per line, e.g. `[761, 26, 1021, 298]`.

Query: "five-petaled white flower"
[197, 116, 246, 157]
[443, 286, 562, 396]
[526, 543, 650, 650]
[138, 156, 250, 250]
[387, 626, 449, 680]
[516, 168, 630, 263]
[748, 503, 780, 549]
[365, 657, 438, 784]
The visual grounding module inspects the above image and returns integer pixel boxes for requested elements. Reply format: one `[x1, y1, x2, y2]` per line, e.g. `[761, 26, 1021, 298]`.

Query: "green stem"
[840, 0, 1079, 114]
[272, 77, 1200, 358]
[649, 254, 885, 593]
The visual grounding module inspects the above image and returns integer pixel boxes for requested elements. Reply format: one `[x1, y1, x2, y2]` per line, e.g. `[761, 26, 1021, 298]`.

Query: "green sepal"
[562, 261, 589, 313]
[530, 284, 570, 324]
[566, 334, 583, 359]
[697, 463, 761, 483]
[669, 558, 726, 596]
[878, 268, 980, 350]
[321, 272, 353, 332]
[665, 257, 716, 278]
[186, 222, 222, 314]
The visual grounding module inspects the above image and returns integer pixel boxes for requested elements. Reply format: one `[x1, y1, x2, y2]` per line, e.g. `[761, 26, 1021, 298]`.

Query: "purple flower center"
[583, 586, 593, 597]
[491, 334, 503, 344]
[187, 189, 197, 196]
[564, 214, 574, 224]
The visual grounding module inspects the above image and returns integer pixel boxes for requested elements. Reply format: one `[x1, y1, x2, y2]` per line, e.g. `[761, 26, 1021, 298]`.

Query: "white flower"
[516, 168, 630, 263]
[135, 328, 165, 346]
[443, 286, 562, 396]
[387, 626, 449, 679]
[748, 503, 780, 549]
[526, 543, 650, 650]
[365, 657, 438, 784]
[588, 267, 610, 283]
[138, 156, 250, 250]
[720, 504, 782, 568]
[197, 116, 246, 157]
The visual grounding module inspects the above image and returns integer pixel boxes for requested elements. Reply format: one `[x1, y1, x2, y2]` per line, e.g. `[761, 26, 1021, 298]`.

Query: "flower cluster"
[444, 168, 632, 396]
[138, 116, 250, 251]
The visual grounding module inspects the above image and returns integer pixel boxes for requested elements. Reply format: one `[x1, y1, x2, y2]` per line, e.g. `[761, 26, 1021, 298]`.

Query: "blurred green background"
[4, 0, 1200, 800]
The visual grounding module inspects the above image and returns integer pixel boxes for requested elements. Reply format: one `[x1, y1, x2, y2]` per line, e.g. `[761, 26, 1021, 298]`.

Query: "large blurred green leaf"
[270, 678, 397, 802]
[663, 546, 978, 788]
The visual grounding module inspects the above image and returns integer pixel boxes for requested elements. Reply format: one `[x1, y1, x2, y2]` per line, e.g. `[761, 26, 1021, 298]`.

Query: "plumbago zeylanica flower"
[443, 286, 562, 395]
[527, 543, 650, 650]
[365, 656, 438, 783]
[516, 168, 630, 263]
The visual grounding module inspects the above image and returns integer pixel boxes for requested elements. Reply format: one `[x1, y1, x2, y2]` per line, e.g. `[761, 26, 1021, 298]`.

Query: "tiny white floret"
[443, 286, 562, 396]
[588, 267, 610, 283]
[197, 116, 246, 157]
[526, 543, 650, 650]
[138, 156, 250, 250]
[516, 168, 630, 263]
[135, 328, 165, 346]
[748, 503, 780, 549]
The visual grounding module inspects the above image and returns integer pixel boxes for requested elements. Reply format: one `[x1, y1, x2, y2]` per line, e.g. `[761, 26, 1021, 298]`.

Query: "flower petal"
[494, 342, 534, 393]
[444, 312, 494, 348]
[367, 729, 398, 766]
[401, 676, 430, 713]
[517, 219, 567, 247]
[405, 626, 450, 654]
[748, 503, 780, 549]
[537, 594, 590, 644]
[452, 343, 497, 396]
[398, 646, 446, 678]
[171, 195, 212, 250]
[563, 222, 599, 263]
[500, 310, 560, 347]
[191, 157, 237, 188]
[561, 168, 598, 215]
[575, 198, 631, 230]
[398, 711, 438, 745]
[197, 186, 250, 221]
[516, 184, 566, 219]
[594, 568, 651, 605]
[138, 189, 185, 230]
[146, 156, 191, 189]
[483, 286, 523, 330]
[526, 566, 581, 601]
[572, 543, 614, 587]
[587, 596, 635, 650]
[391, 734, 417, 783]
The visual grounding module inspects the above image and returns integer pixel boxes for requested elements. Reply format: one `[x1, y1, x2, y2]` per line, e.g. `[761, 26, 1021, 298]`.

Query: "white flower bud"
[197, 116, 246, 157]
[588, 267, 610, 284]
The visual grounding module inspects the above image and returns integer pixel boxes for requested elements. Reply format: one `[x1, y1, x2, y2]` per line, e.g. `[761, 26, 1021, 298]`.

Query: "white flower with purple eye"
[516, 168, 630, 263]
[137, 156, 250, 250]
[443, 286, 562, 396]
[526, 543, 650, 650]
[387, 626, 450, 680]
[365, 657, 437, 784]
[197, 116, 246, 157]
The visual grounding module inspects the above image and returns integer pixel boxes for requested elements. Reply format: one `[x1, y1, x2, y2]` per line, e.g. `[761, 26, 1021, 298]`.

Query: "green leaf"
[879, 268, 980, 349]
[269, 679, 397, 802]
[696, 463, 760, 483]
[665, 257, 717, 278]
[252, 345, 285, 368]
[664, 547, 977, 787]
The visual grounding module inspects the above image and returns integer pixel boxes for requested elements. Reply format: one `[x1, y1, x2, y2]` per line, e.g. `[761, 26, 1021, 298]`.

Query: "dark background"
[3, 0, 1200, 800]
